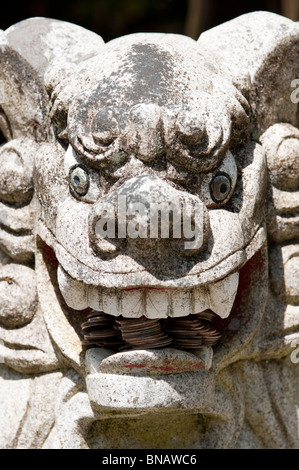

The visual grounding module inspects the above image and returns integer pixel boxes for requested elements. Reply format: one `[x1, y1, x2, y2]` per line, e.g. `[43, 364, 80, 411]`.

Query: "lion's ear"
[3, 18, 105, 139]
[198, 11, 299, 254]
[4, 17, 104, 80]
[198, 11, 299, 138]
[0, 35, 52, 144]
[0, 17, 105, 223]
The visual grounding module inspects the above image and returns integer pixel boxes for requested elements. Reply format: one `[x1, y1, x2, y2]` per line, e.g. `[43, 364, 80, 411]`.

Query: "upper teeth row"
[57, 265, 239, 319]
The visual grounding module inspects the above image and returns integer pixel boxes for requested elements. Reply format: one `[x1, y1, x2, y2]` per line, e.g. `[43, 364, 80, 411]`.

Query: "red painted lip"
[123, 362, 205, 372]
[97, 348, 210, 376]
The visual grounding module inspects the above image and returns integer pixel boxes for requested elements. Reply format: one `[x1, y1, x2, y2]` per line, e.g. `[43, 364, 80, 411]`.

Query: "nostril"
[90, 224, 126, 255]
[170, 202, 210, 256]
[92, 236, 125, 255]
[89, 199, 125, 255]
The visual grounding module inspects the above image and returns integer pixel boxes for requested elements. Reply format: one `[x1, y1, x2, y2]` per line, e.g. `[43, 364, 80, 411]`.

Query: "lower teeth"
[81, 311, 222, 351]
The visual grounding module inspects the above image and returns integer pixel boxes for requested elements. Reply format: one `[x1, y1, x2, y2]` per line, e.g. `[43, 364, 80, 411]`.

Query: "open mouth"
[38, 235, 266, 413]
[53, 251, 239, 374]
[80, 310, 222, 351]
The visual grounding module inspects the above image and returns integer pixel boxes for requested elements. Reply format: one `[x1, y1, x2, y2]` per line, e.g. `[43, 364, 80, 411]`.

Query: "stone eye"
[69, 166, 89, 196]
[210, 174, 231, 202]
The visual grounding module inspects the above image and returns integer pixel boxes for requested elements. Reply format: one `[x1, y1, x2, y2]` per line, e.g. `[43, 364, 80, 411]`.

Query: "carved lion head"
[0, 12, 298, 448]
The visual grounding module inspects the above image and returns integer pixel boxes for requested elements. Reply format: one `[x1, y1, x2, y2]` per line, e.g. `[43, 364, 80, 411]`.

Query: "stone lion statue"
[0, 11, 298, 449]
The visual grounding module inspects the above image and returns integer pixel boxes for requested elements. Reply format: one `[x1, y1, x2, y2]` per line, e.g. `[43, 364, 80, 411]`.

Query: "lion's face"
[33, 35, 269, 436]
[1, 13, 298, 449]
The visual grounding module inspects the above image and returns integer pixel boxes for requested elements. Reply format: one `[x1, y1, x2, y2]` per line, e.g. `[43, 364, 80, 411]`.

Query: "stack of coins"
[81, 311, 126, 349]
[114, 317, 173, 349]
[81, 310, 222, 352]
[165, 312, 221, 349]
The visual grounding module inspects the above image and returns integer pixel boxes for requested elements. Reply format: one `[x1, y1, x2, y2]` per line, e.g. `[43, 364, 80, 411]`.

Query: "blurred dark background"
[0, 0, 298, 41]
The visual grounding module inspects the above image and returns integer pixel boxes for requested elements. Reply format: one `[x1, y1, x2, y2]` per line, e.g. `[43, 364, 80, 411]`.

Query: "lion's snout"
[88, 174, 210, 258]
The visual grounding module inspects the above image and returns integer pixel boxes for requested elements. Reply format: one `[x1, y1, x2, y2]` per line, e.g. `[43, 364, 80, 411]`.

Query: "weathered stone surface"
[0, 11, 298, 449]
[96, 347, 208, 375]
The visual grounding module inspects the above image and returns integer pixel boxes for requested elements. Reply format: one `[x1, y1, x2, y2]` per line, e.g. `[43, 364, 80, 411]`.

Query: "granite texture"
[0, 12, 298, 448]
